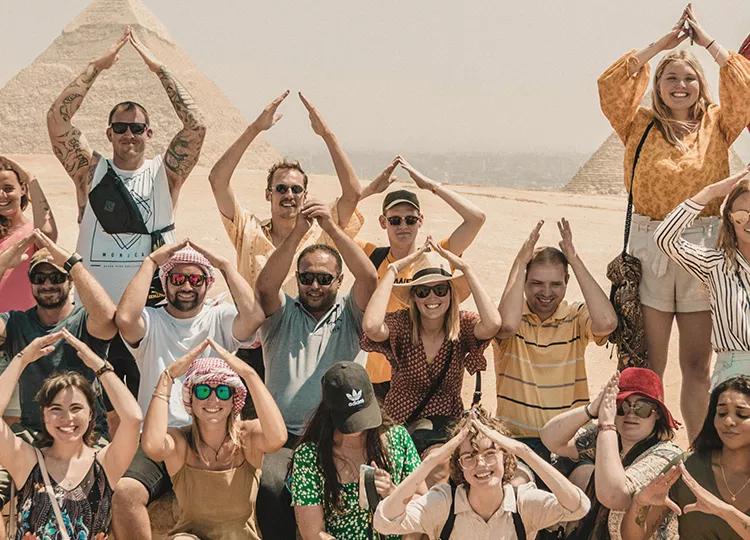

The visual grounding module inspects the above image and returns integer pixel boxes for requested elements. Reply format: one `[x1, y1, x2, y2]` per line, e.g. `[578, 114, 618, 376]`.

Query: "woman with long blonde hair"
[599, 3, 750, 439]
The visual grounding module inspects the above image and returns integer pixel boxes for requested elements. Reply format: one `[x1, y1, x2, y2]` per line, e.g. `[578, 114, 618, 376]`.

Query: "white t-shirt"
[124, 302, 242, 427]
[76, 154, 176, 303]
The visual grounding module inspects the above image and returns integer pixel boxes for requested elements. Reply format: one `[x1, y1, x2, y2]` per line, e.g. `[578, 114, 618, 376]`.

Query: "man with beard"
[252, 200, 378, 538]
[111, 240, 265, 538]
[494, 219, 617, 466]
[0, 229, 116, 537]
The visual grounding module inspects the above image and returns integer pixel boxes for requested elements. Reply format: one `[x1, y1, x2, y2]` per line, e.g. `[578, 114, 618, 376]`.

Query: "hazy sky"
[2, 0, 750, 158]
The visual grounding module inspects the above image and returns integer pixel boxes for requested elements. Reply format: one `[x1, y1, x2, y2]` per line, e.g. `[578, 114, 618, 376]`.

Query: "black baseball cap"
[382, 189, 420, 213]
[322, 362, 382, 434]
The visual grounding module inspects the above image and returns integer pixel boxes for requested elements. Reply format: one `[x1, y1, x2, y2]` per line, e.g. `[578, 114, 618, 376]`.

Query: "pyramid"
[565, 131, 746, 195]
[0, 0, 279, 169]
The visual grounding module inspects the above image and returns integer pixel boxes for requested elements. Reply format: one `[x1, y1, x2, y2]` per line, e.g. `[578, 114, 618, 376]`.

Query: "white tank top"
[76, 154, 176, 303]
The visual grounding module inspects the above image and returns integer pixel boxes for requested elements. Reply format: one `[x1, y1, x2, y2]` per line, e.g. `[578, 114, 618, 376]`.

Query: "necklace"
[198, 435, 230, 463]
[720, 456, 750, 502]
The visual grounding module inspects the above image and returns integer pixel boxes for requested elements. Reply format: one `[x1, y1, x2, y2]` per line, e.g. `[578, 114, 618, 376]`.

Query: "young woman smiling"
[622, 376, 750, 540]
[598, 4, 750, 439]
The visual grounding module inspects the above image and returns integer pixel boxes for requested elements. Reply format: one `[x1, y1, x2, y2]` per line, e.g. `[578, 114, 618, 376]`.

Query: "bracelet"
[161, 369, 175, 383]
[584, 402, 598, 420]
[63, 253, 83, 273]
[598, 423, 617, 433]
[705, 39, 715, 50]
[94, 361, 114, 378]
[152, 392, 170, 403]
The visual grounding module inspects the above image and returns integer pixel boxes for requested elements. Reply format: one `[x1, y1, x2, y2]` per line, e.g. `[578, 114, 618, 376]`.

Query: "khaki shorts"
[628, 214, 718, 313]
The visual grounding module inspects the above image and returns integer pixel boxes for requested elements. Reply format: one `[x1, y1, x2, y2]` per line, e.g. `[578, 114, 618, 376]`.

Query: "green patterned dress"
[291, 425, 420, 539]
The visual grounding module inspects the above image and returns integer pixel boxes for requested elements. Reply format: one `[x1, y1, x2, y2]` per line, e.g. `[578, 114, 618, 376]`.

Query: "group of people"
[2, 5, 750, 539]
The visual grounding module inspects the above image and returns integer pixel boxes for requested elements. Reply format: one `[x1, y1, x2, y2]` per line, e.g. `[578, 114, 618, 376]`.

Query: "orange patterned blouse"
[598, 51, 750, 220]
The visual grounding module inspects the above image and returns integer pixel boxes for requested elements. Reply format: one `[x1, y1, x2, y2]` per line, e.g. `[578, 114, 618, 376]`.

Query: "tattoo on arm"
[50, 127, 93, 185]
[158, 67, 206, 182]
[635, 505, 651, 527]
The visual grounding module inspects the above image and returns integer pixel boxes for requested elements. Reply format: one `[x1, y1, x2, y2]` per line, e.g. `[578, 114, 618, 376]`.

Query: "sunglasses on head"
[730, 209, 750, 227]
[297, 271, 338, 286]
[386, 215, 420, 227]
[167, 272, 207, 287]
[29, 271, 68, 285]
[192, 384, 234, 401]
[110, 122, 148, 135]
[617, 399, 657, 419]
[272, 184, 305, 195]
[413, 283, 451, 298]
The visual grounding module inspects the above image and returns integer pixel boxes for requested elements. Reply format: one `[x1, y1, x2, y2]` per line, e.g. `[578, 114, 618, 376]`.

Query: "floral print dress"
[291, 425, 420, 539]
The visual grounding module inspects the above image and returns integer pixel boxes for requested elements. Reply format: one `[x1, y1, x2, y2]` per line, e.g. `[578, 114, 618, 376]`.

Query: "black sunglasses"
[413, 283, 451, 298]
[110, 122, 148, 135]
[386, 216, 420, 226]
[29, 271, 68, 285]
[297, 272, 338, 286]
[167, 272, 207, 287]
[617, 400, 657, 419]
[272, 184, 305, 195]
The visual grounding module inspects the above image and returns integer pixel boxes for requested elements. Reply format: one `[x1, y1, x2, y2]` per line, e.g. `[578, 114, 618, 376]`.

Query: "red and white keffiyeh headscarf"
[159, 246, 215, 291]
[182, 357, 246, 417]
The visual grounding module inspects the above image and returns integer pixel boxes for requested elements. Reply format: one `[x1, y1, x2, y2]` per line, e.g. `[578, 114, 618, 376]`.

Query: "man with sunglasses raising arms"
[252, 200, 377, 539]
[111, 240, 265, 538]
[356, 155, 487, 399]
[0, 230, 117, 538]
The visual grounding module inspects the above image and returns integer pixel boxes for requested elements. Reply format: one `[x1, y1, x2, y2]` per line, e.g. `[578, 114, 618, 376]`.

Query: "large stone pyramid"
[565, 130, 746, 195]
[0, 0, 279, 168]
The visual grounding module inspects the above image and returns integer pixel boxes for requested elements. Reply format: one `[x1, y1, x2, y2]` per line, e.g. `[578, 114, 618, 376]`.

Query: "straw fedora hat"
[393, 250, 471, 305]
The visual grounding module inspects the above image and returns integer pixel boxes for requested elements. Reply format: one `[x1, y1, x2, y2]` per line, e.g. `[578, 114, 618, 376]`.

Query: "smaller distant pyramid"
[0, 0, 279, 169]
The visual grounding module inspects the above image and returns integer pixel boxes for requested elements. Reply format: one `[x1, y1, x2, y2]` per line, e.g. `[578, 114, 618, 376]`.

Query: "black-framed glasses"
[617, 400, 657, 419]
[110, 122, 148, 135]
[29, 271, 68, 285]
[193, 384, 234, 401]
[272, 184, 305, 195]
[386, 216, 420, 226]
[167, 272, 207, 287]
[297, 272, 338, 286]
[458, 448, 500, 469]
[413, 283, 451, 298]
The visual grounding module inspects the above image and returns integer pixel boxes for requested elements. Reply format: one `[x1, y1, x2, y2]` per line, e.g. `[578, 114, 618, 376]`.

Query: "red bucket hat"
[617, 367, 679, 430]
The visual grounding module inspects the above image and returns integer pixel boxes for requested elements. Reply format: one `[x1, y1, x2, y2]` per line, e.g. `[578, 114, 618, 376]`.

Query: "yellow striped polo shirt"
[493, 301, 607, 438]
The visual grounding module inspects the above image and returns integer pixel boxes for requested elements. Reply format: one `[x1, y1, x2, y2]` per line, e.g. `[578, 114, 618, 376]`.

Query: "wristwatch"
[95, 361, 115, 378]
[63, 253, 83, 273]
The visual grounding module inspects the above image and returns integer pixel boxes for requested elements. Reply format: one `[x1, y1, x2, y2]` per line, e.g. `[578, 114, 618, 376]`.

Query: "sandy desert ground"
[7, 153, 696, 448]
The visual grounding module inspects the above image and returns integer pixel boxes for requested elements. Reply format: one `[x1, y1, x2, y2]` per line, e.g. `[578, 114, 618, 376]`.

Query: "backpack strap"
[439, 482, 458, 539]
[512, 508, 527, 539]
[368, 246, 391, 270]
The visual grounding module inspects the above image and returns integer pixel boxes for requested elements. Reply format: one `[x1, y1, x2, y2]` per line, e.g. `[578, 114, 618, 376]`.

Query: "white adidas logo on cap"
[346, 389, 365, 407]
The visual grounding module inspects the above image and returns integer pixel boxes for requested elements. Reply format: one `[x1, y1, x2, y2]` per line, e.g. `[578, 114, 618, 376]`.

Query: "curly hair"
[36, 372, 99, 448]
[0, 164, 29, 238]
[266, 160, 308, 190]
[448, 407, 517, 486]
[692, 376, 750, 454]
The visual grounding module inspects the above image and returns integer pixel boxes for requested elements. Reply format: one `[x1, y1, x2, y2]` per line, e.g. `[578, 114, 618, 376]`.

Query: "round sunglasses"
[412, 283, 451, 298]
[192, 384, 234, 401]
[167, 272, 207, 287]
[616, 399, 657, 419]
[730, 209, 750, 227]
[458, 447, 500, 470]
[110, 122, 148, 135]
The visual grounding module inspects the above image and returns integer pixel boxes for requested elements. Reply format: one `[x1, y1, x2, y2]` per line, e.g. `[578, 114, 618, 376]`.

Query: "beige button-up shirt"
[374, 482, 590, 540]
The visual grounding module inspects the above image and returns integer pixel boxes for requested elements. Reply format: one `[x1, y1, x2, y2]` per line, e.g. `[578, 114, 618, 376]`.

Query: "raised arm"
[209, 338, 287, 460]
[360, 159, 399, 201]
[630, 8, 689, 73]
[430, 240, 501, 339]
[209, 91, 289, 221]
[684, 4, 729, 67]
[0, 157, 57, 240]
[398, 156, 485, 255]
[189, 243, 265, 342]
[62, 328, 142, 483]
[305, 201, 377, 310]
[299, 93, 362, 228]
[33, 230, 117, 340]
[129, 33, 206, 200]
[621, 467, 681, 540]
[558, 219, 617, 337]
[496, 221, 543, 339]
[0, 233, 34, 285]
[47, 31, 129, 212]
[115, 240, 188, 345]
[0, 334, 63, 482]
[255, 212, 311, 315]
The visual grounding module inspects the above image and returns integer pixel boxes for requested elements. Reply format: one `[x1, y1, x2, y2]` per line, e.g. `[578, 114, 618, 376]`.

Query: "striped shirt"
[654, 199, 750, 351]
[493, 301, 607, 438]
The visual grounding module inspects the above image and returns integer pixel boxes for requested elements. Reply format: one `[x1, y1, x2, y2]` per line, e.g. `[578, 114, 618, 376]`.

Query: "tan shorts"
[628, 214, 718, 313]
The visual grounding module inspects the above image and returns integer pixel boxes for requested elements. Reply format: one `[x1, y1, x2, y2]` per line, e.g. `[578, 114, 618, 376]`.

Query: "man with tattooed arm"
[46, 28, 206, 412]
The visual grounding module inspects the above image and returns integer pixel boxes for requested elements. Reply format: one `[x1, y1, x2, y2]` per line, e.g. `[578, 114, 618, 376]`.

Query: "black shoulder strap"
[369, 246, 391, 270]
[621, 121, 654, 256]
[472, 371, 482, 406]
[405, 346, 455, 425]
[439, 482, 457, 539]
[512, 508, 527, 539]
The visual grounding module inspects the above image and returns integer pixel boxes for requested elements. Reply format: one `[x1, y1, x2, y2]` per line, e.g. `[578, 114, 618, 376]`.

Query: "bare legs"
[642, 306, 712, 441]
[111, 477, 152, 539]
